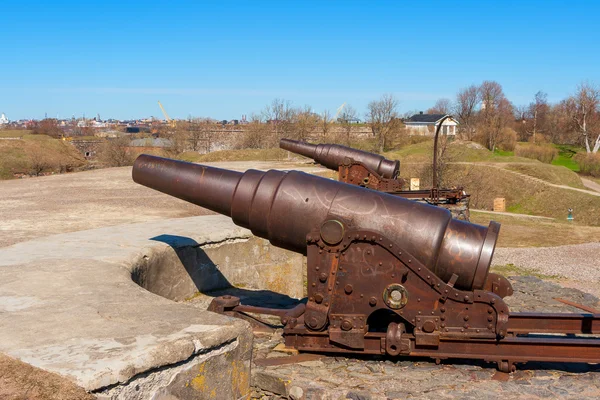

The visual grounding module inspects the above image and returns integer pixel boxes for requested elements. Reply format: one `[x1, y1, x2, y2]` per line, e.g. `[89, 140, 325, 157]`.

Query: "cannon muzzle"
[132, 154, 499, 291]
[280, 138, 400, 179]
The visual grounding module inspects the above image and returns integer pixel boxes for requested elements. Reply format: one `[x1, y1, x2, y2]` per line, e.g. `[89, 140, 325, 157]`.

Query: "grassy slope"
[0, 134, 85, 179]
[385, 140, 599, 225]
[470, 211, 600, 247]
[552, 144, 581, 172]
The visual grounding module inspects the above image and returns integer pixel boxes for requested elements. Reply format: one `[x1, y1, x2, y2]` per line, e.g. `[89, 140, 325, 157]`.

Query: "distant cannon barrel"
[132, 154, 499, 291]
[280, 138, 400, 179]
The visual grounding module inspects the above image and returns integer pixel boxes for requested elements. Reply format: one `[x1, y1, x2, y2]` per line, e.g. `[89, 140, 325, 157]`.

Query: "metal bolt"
[341, 320, 352, 331]
[369, 297, 377, 307]
[314, 294, 324, 304]
[319, 273, 328, 282]
[344, 284, 353, 294]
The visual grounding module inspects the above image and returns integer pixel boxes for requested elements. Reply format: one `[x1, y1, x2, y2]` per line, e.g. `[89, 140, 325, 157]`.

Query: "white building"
[0, 113, 9, 125]
[404, 113, 458, 136]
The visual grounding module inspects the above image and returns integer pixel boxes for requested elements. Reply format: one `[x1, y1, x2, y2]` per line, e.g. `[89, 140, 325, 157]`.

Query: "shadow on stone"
[142, 234, 303, 309]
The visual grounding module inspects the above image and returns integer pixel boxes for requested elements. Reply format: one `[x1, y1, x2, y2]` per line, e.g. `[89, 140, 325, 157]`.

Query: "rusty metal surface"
[133, 155, 495, 291]
[279, 138, 471, 219]
[132, 154, 600, 372]
[280, 138, 400, 179]
[554, 297, 600, 314]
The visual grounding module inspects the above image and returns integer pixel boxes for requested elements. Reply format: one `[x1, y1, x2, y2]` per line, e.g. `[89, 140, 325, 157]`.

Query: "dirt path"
[472, 209, 555, 220]
[0, 161, 324, 248]
[453, 162, 600, 197]
[582, 177, 600, 193]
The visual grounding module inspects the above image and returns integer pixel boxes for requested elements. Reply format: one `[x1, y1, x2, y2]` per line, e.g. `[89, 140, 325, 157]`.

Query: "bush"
[496, 128, 517, 151]
[575, 153, 600, 177]
[514, 143, 558, 163]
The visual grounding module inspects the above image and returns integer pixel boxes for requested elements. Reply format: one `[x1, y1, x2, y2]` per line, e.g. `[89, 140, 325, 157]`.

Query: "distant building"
[404, 112, 458, 136]
[0, 113, 9, 125]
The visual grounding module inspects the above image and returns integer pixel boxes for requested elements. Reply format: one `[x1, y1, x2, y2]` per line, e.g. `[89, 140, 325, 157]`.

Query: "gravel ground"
[493, 243, 600, 296]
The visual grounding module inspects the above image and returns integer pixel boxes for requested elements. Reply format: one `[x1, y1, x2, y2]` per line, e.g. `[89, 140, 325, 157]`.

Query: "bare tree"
[367, 94, 400, 152]
[427, 98, 452, 114]
[321, 109, 332, 140]
[453, 85, 480, 140]
[338, 104, 358, 145]
[527, 91, 549, 143]
[566, 81, 600, 153]
[237, 114, 274, 149]
[478, 81, 513, 151]
[292, 105, 319, 142]
[262, 98, 294, 142]
[98, 137, 135, 167]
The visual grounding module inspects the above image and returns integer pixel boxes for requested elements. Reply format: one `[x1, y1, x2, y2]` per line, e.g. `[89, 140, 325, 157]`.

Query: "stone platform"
[0, 215, 303, 399]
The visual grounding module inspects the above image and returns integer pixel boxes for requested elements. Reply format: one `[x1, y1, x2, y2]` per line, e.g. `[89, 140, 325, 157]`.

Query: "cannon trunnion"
[133, 154, 600, 372]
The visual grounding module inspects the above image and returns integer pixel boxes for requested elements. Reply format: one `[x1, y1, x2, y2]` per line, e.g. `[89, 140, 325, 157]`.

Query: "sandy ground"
[0, 161, 323, 248]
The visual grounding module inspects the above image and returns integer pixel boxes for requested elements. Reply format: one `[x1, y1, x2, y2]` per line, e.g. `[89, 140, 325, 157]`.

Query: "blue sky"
[1, 0, 599, 120]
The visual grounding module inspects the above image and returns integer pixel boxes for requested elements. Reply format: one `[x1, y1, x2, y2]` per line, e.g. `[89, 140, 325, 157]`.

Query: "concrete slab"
[0, 215, 296, 399]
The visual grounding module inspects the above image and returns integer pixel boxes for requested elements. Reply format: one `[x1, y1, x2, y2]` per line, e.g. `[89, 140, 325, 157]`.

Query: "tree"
[477, 81, 513, 151]
[321, 109, 332, 140]
[527, 91, 549, 143]
[367, 94, 400, 153]
[98, 137, 135, 167]
[262, 98, 294, 142]
[338, 104, 358, 145]
[427, 98, 452, 115]
[566, 81, 600, 153]
[291, 105, 319, 142]
[453, 85, 480, 140]
[31, 119, 64, 138]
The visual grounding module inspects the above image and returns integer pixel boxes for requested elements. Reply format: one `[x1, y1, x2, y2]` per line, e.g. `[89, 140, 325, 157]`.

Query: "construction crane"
[332, 102, 346, 123]
[158, 101, 176, 128]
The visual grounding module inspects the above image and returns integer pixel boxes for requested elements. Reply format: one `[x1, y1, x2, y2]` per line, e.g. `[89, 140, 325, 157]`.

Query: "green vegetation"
[491, 263, 559, 280]
[494, 148, 514, 157]
[551, 144, 582, 172]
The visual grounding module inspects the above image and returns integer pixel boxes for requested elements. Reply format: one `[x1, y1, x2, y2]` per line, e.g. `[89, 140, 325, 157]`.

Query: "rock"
[289, 385, 304, 400]
[346, 391, 371, 400]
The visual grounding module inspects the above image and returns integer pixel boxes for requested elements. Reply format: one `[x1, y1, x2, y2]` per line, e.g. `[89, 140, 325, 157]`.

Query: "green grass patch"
[494, 148, 514, 157]
[491, 264, 559, 280]
[552, 144, 582, 172]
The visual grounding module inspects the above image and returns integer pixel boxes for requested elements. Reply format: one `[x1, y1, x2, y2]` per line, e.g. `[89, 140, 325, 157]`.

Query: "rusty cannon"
[280, 138, 470, 220]
[133, 154, 600, 372]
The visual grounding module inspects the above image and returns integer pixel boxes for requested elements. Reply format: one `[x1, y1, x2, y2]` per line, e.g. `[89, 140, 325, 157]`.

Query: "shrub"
[496, 128, 517, 151]
[514, 143, 558, 163]
[575, 153, 600, 177]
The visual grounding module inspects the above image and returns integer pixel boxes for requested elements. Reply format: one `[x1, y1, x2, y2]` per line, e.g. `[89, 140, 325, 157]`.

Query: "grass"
[552, 144, 582, 172]
[490, 263, 559, 280]
[0, 130, 31, 138]
[494, 148, 514, 157]
[504, 163, 585, 188]
[470, 210, 600, 247]
[0, 134, 85, 179]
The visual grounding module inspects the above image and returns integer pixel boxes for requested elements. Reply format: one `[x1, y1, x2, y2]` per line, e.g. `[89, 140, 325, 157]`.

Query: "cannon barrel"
[132, 154, 499, 291]
[280, 138, 400, 179]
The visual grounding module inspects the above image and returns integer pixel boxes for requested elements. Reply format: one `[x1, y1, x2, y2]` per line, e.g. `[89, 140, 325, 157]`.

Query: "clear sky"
[1, 0, 599, 121]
